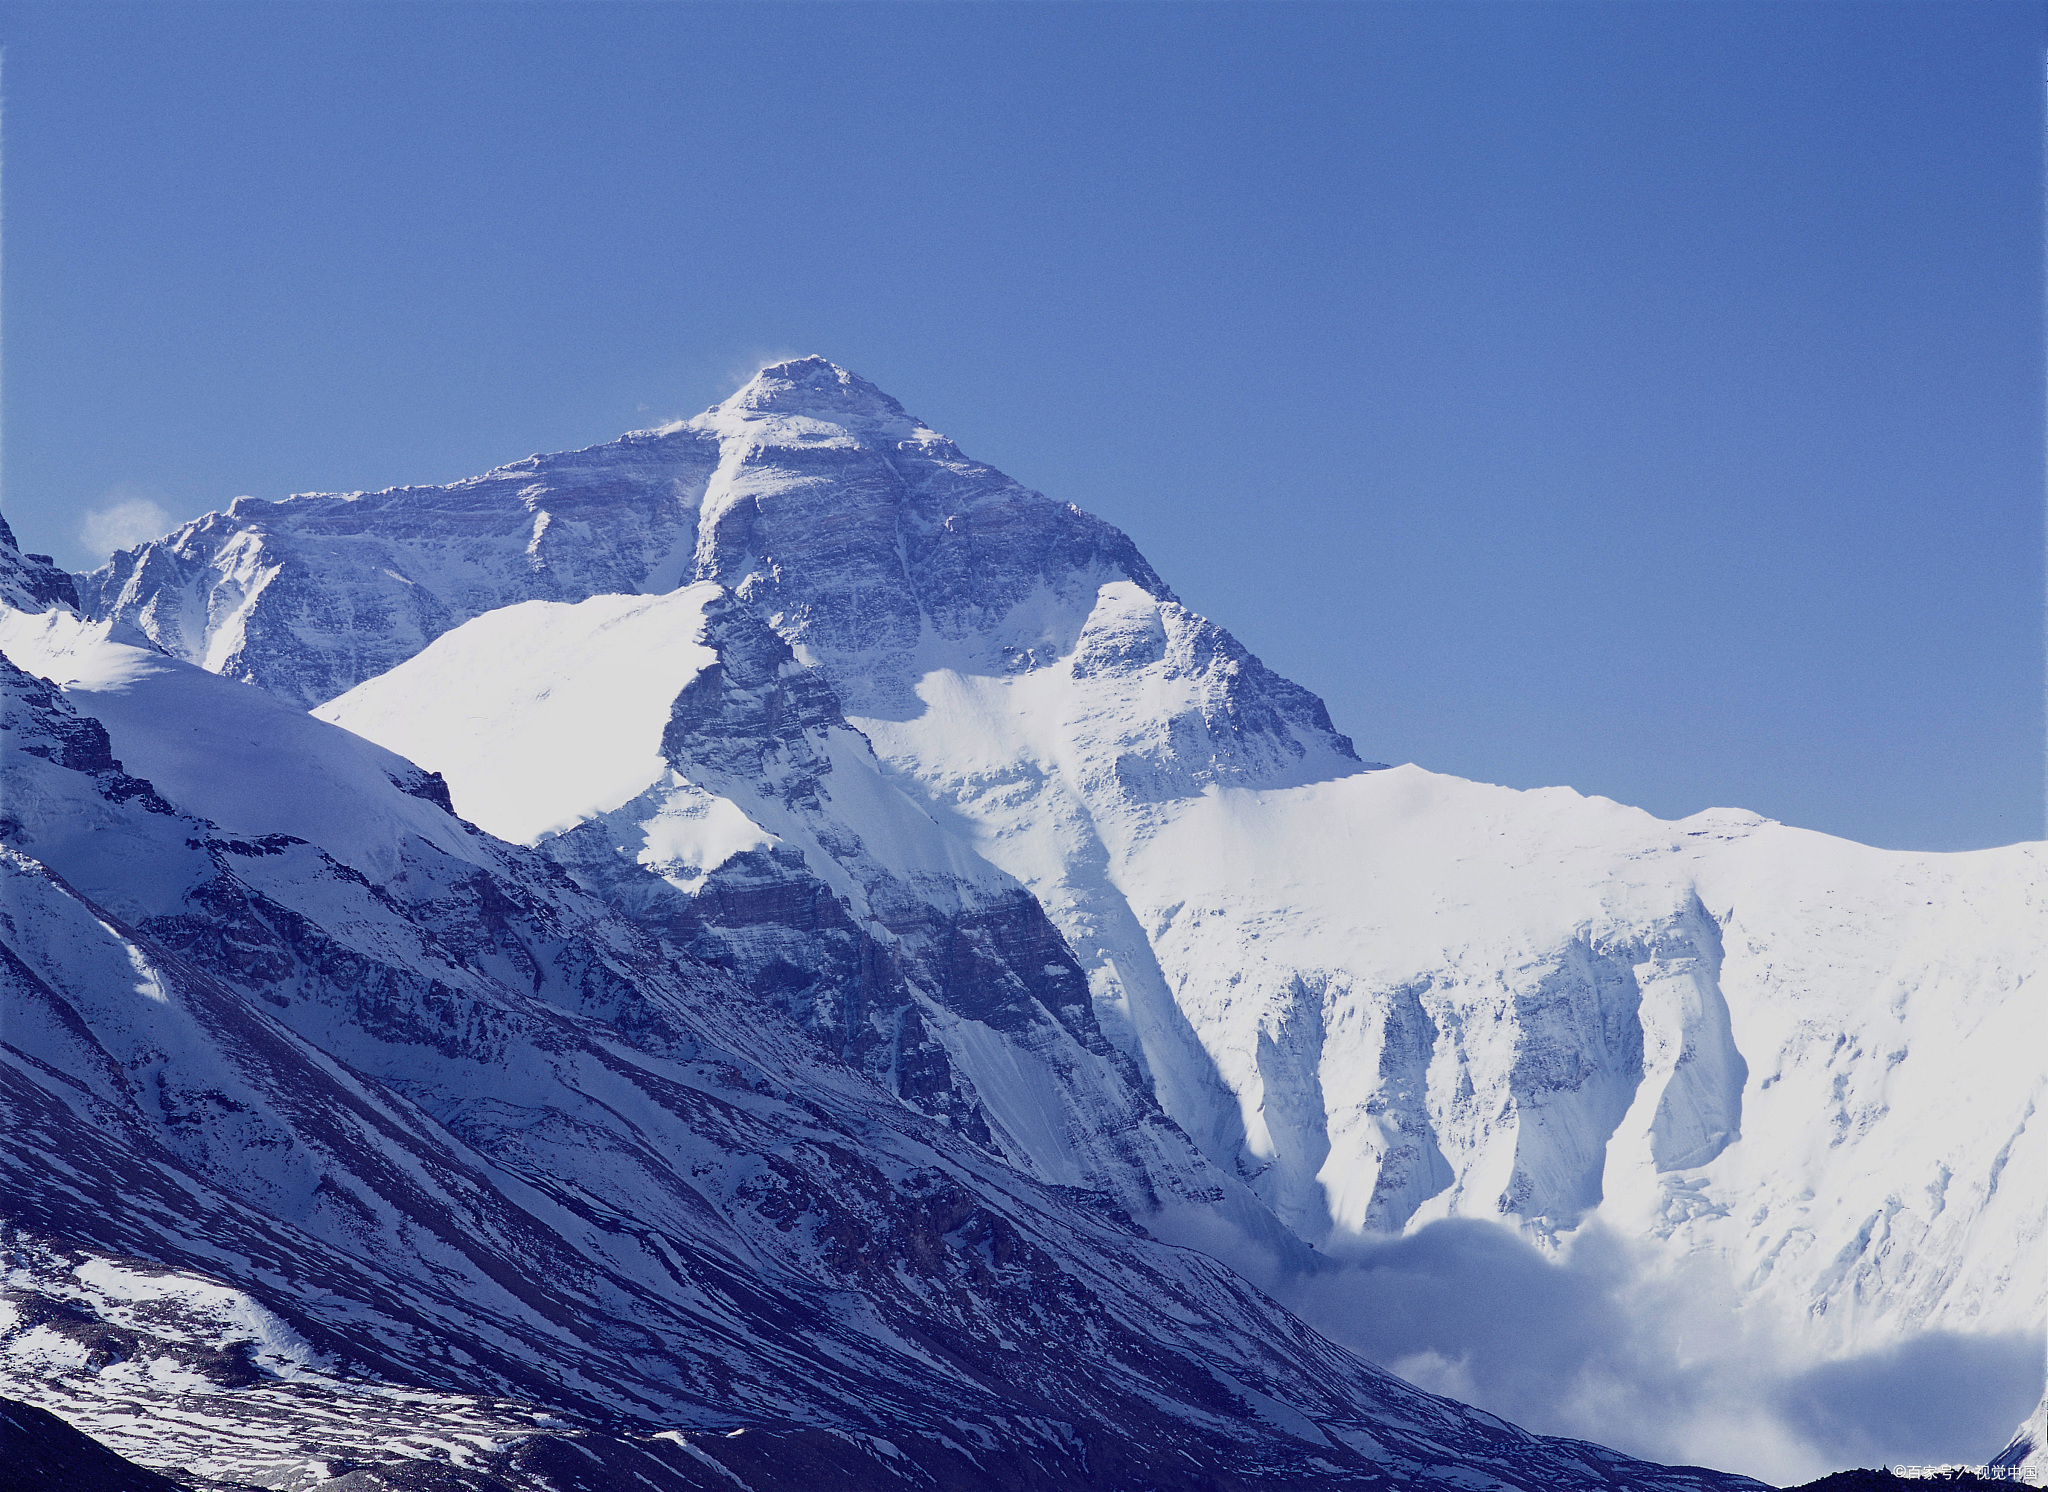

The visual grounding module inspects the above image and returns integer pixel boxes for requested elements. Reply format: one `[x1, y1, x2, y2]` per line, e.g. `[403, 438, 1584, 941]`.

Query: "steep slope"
[317, 584, 1270, 1244]
[75, 360, 2048, 1387]
[82, 356, 1370, 1225]
[1033, 765, 2047, 1338]
[76, 433, 716, 707]
[4, 538, 1756, 1491]
[0, 514, 80, 615]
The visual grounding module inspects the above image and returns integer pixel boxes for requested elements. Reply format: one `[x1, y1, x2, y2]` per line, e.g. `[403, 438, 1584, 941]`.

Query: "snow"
[0, 604, 475, 886]
[70, 1257, 328, 1377]
[125, 356, 2046, 1361]
[315, 583, 1251, 1236]
[867, 628, 2048, 1343]
[634, 774, 778, 892]
[316, 587, 724, 846]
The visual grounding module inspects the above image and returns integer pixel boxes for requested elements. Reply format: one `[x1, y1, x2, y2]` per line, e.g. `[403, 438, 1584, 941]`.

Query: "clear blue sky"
[2, 1, 2041, 851]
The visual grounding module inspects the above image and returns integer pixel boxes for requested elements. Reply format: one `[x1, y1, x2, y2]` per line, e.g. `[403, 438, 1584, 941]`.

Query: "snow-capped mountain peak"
[0, 518, 1769, 1491]
[693, 354, 923, 433]
[44, 359, 2048, 1482]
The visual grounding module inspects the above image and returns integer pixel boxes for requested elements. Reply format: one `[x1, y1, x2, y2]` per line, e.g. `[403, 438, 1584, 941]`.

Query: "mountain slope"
[317, 582, 1284, 1246]
[0, 1393, 183, 1492]
[68, 358, 2048, 1454]
[3, 531, 1759, 1491]
[1992, 1382, 2048, 1479]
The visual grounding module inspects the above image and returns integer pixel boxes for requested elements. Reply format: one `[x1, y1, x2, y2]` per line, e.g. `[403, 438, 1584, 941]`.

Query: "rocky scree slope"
[0, 533, 1762, 1491]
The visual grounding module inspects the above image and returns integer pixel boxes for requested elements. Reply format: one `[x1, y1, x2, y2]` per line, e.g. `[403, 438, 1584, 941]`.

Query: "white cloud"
[78, 491, 173, 557]
[1176, 1211, 2043, 1485]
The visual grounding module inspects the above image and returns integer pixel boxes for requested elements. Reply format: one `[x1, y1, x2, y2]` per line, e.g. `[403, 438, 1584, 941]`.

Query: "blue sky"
[3, 0, 2041, 851]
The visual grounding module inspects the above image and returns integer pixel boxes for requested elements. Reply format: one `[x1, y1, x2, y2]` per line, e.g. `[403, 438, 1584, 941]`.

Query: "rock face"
[0, 1392, 183, 1492]
[0, 514, 80, 616]
[0, 526, 1759, 1491]
[319, 582, 1277, 1248]
[77, 429, 714, 707]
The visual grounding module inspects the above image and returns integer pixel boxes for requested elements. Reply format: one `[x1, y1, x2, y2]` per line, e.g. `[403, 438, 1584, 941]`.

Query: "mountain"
[310, 581, 1279, 1242]
[81, 356, 1360, 1249]
[0, 518, 1758, 1489]
[103, 357, 2046, 1340]
[34, 356, 2048, 1473]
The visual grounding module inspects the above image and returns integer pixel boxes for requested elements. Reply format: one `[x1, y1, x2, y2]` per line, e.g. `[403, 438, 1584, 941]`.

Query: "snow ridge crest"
[721, 355, 908, 423]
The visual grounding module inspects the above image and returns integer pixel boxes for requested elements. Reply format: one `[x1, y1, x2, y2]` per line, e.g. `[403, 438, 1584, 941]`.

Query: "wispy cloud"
[78, 490, 173, 557]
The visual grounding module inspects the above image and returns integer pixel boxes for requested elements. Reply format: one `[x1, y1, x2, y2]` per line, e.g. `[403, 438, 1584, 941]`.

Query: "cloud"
[78, 490, 174, 557]
[1776, 1333, 2047, 1470]
[1202, 1215, 2042, 1486]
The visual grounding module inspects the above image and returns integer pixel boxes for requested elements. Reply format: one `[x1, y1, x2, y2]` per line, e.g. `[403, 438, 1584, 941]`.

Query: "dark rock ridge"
[0, 1393, 186, 1492]
[0, 514, 81, 615]
[541, 587, 1172, 1189]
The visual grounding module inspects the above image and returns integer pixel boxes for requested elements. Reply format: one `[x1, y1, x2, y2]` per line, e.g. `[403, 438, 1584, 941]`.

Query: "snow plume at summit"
[4, 358, 2042, 1489]
[76, 489, 172, 558]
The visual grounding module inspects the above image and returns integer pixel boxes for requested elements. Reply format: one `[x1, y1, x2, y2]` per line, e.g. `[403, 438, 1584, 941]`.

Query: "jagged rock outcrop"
[0, 515, 80, 617]
[322, 581, 1280, 1240]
